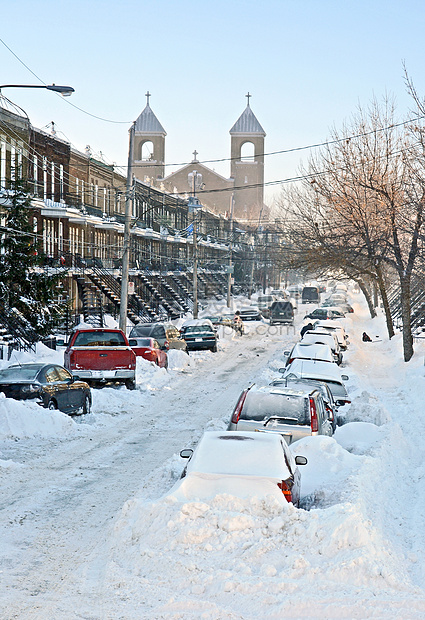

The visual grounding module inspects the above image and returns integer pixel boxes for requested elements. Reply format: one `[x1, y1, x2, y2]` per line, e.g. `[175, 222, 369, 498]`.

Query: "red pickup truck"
[64, 328, 136, 389]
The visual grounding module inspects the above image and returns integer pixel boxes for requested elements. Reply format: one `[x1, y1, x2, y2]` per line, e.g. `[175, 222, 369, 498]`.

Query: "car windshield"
[321, 380, 347, 398]
[184, 325, 213, 334]
[0, 366, 42, 381]
[73, 332, 126, 346]
[241, 392, 309, 425]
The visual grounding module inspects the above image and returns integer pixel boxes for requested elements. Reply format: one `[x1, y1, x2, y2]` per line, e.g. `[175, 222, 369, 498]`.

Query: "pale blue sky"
[1, 0, 425, 204]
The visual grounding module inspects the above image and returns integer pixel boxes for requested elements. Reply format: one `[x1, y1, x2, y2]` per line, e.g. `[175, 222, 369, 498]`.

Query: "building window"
[51, 162, 55, 199]
[33, 155, 38, 196]
[240, 141, 255, 162]
[10, 145, 16, 182]
[59, 164, 64, 200]
[43, 158, 47, 199]
[59, 221, 63, 252]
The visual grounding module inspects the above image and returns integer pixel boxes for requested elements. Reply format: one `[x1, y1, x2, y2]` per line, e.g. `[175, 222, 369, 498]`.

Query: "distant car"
[287, 285, 302, 299]
[257, 295, 275, 319]
[283, 342, 335, 367]
[128, 337, 168, 368]
[301, 286, 320, 304]
[227, 384, 333, 444]
[281, 358, 351, 406]
[129, 322, 187, 353]
[313, 320, 350, 350]
[218, 313, 235, 327]
[0, 363, 91, 415]
[179, 430, 307, 506]
[301, 331, 342, 365]
[180, 319, 218, 352]
[269, 300, 294, 325]
[321, 298, 354, 314]
[304, 307, 345, 321]
[238, 307, 263, 321]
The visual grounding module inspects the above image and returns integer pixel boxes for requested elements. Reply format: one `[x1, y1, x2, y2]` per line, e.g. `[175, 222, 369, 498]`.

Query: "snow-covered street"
[2, 297, 425, 619]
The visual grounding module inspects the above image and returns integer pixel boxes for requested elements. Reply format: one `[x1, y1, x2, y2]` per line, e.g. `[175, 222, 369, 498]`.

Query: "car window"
[130, 325, 165, 339]
[74, 332, 126, 346]
[0, 366, 41, 381]
[153, 340, 160, 349]
[184, 325, 213, 334]
[45, 367, 61, 382]
[242, 392, 309, 425]
[55, 366, 73, 381]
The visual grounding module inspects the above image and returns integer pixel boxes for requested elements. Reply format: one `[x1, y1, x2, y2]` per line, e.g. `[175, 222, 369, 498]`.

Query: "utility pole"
[226, 193, 234, 308]
[119, 121, 135, 333]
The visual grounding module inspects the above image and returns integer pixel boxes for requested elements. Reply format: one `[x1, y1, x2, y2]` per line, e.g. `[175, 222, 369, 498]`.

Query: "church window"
[240, 141, 255, 162]
[141, 141, 154, 161]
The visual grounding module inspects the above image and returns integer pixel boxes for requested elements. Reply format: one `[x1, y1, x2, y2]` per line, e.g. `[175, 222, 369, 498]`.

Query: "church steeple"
[229, 94, 266, 220]
[132, 92, 166, 182]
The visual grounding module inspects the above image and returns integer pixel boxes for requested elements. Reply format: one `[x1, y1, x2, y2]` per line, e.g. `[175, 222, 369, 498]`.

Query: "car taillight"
[231, 390, 248, 424]
[309, 397, 318, 433]
[278, 480, 293, 503]
[69, 351, 75, 366]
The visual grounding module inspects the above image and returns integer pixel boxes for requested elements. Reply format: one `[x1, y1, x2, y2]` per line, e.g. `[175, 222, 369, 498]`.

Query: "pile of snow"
[0, 393, 76, 439]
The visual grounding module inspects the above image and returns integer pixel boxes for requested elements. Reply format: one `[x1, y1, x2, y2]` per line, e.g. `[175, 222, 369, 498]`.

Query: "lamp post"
[0, 84, 74, 97]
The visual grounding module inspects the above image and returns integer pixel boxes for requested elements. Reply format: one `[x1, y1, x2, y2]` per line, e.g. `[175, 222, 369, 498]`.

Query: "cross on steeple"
[192, 149, 198, 162]
[246, 92, 251, 106]
[145, 91, 151, 105]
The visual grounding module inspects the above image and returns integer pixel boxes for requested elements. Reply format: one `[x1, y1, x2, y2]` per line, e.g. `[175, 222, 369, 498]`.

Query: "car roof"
[186, 431, 292, 479]
[284, 358, 344, 382]
[291, 342, 333, 358]
[314, 320, 346, 330]
[271, 378, 332, 396]
[301, 332, 336, 345]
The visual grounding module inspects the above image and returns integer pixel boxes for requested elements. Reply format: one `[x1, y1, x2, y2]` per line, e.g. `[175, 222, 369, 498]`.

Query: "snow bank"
[0, 393, 76, 439]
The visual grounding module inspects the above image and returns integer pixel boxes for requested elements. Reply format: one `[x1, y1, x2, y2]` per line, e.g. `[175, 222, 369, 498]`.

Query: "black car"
[269, 301, 294, 325]
[238, 307, 263, 321]
[0, 363, 91, 415]
[180, 320, 218, 352]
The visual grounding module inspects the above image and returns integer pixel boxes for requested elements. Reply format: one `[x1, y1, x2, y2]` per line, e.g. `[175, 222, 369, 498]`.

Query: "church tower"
[230, 93, 266, 221]
[131, 92, 166, 184]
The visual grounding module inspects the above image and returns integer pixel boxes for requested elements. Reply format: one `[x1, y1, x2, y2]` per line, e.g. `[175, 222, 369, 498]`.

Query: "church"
[129, 93, 267, 223]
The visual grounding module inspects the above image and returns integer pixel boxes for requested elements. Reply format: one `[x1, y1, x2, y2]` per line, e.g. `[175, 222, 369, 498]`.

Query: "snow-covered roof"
[284, 359, 344, 383]
[289, 343, 334, 364]
[230, 104, 266, 136]
[186, 431, 291, 479]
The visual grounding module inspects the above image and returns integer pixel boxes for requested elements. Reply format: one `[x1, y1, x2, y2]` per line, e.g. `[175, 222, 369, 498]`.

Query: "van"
[269, 301, 294, 325]
[257, 295, 275, 318]
[302, 286, 320, 304]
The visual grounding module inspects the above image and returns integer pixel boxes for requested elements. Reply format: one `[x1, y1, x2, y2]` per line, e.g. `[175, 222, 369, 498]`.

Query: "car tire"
[48, 399, 57, 411]
[82, 395, 91, 415]
[125, 380, 136, 390]
[211, 344, 218, 353]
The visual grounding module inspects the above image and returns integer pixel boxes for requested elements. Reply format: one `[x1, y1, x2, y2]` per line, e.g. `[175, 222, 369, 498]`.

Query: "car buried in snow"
[178, 430, 307, 507]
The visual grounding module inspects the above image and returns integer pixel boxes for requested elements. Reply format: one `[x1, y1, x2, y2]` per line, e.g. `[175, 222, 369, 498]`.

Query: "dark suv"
[227, 384, 333, 444]
[180, 319, 218, 352]
[128, 322, 187, 353]
[269, 301, 294, 325]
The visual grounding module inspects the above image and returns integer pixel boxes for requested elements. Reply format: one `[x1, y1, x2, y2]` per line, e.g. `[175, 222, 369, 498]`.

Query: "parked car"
[281, 358, 351, 406]
[270, 377, 339, 431]
[218, 313, 236, 327]
[64, 327, 136, 389]
[301, 331, 342, 365]
[0, 363, 91, 415]
[304, 307, 345, 321]
[287, 285, 302, 299]
[227, 384, 333, 444]
[180, 319, 218, 352]
[257, 295, 275, 319]
[238, 307, 263, 321]
[301, 286, 320, 304]
[283, 342, 335, 366]
[129, 322, 187, 353]
[179, 430, 307, 506]
[322, 298, 354, 314]
[313, 320, 350, 350]
[269, 300, 294, 325]
[128, 337, 168, 368]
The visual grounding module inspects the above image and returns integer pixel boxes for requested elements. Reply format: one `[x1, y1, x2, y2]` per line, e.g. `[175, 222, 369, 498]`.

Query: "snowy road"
[0, 323, 295, 619]
[2, 301, 425, 619]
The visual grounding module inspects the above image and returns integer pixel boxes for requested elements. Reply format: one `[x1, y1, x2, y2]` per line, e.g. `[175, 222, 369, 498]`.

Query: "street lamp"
[0, 84, 74, 97]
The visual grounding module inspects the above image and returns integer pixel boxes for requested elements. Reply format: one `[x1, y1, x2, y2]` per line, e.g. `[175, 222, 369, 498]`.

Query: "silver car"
[227, 384, 333, 444]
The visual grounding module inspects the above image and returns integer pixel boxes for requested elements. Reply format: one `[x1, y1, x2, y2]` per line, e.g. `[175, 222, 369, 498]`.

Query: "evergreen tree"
[0, 178, 64, 341]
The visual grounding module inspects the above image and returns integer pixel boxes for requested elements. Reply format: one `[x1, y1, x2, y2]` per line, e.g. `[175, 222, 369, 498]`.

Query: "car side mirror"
[283, 351, 289, 356]
[180, 449, 193, 459]
[341, 374, 349, 381]
[295, 455, 308, 466]
[70, 375, 80, 382]
[128, 339, 137, 346]
[278, 367, 286, 373]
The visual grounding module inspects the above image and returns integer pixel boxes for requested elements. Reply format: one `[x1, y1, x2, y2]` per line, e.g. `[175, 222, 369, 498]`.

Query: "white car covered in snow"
[177, 431, 307, 506]
[282, 358, 351, 406]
